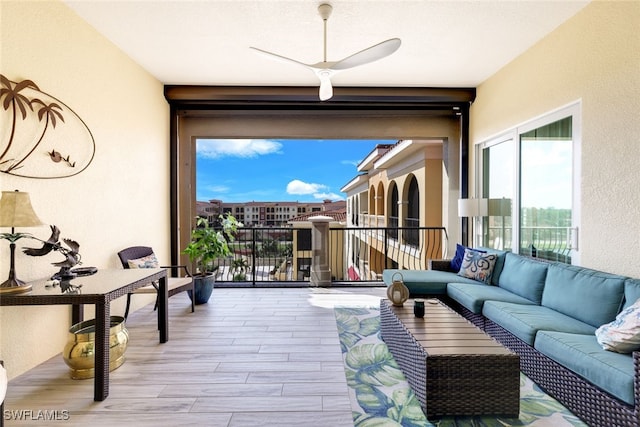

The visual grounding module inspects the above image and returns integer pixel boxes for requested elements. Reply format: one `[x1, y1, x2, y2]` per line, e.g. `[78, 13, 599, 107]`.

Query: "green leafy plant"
[182, 214, 242, 276]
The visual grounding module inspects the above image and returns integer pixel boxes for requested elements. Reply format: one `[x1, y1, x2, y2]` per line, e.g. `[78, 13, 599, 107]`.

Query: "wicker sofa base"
[480, 317, 640, 427]
[380, 299, 520, 419]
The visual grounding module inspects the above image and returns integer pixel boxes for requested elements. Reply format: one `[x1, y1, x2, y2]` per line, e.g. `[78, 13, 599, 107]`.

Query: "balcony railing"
[486, 225, 573, 264]
[208, 225, 448, 286]
[334, 226, 448, 282]
[520, 226, 573, 264]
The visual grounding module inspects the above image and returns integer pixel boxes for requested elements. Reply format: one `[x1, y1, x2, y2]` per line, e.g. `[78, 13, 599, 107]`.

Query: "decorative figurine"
[22, 224, 82, 280]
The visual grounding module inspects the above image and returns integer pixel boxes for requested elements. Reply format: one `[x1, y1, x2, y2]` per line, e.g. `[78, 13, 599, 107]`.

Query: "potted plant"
[182, 214, 242, 304]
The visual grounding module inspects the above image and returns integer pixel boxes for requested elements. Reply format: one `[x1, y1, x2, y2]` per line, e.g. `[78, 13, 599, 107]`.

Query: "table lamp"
[0, 190, 44, 294]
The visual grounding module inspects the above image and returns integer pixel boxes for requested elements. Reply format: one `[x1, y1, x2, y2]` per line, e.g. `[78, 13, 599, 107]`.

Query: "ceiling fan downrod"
[318, 4, 333, 63]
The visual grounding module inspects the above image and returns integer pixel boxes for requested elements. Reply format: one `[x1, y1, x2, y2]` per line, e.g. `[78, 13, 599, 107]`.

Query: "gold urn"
[63, 316, 129, 380]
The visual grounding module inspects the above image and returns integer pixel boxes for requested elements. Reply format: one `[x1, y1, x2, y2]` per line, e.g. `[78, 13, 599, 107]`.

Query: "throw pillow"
[449, 244, 486, 272]
[449, 244, 467, 272]
[595, 298, 640, 353]
[128, 253, 160, 269]
[457, 248, 497, 284]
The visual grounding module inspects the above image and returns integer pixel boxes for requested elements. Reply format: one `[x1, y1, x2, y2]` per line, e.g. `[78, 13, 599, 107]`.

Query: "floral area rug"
[335, 307, 588, 427]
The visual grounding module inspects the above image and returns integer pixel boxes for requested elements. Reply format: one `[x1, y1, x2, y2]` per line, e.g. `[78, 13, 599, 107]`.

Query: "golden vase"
[63, 316, 129, 380]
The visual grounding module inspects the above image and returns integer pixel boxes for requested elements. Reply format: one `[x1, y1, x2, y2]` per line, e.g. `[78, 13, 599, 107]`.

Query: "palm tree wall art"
[0, 75, 95, 179]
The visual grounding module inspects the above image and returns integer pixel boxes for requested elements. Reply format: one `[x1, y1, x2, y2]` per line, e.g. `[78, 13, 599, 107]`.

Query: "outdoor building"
[197, 199, 346, 227]
[342, 140, 447, 278]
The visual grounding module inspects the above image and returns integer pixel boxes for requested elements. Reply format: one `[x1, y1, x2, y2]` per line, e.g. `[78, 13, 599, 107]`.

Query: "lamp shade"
[0, 190, 44, 228]
[458, 198, 488, 217]
[488, 198, 512, 217]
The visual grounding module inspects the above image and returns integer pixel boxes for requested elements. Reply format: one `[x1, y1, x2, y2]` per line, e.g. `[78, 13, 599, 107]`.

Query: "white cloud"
[206, 184, 230, 193]
[341, 159, 360, 167]
[286, 180, 343, 201]
[197, 139, 282, 159]
[313, 192, 344, 201]
[286, 179, 327, 195]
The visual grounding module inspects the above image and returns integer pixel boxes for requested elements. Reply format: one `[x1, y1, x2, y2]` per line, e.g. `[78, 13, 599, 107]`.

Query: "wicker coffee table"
[380, 298, 520, 418]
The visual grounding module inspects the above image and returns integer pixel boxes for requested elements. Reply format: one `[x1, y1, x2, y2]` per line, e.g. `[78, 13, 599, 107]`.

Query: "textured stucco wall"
[0, 0, 170, 379]
[470, 1, 640, 277]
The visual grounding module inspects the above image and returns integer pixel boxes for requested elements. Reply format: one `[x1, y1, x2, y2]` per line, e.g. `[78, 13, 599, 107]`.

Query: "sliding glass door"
[479, 104, 580, 264]
[519, 117, 573, 263]
[482, 138, 514, 251]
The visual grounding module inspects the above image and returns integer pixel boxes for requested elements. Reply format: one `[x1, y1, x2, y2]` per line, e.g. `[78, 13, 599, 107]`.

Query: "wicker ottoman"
[380, 298, 520, 418]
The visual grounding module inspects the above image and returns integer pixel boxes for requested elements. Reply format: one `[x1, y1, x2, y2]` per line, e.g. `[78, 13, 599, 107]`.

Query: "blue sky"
[196, 139, 395, 203]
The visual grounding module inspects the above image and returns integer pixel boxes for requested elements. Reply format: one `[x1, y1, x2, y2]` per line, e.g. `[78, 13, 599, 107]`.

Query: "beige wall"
[470, 1, 640, 277]
[0, 0, 170, 379]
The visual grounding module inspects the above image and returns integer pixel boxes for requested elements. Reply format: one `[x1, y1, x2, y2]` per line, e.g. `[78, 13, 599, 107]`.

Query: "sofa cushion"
[497, 253, 549, 304]
[623, 278, 640, 310]
[535, 331, 635, 405]
[483, 301, 596, 346]
[595, 298, 640, 353]
[457, 249, 497, 284]
[382, 269, 479, 295]
[541, 264, 626, 328]
[447, 282, 536, 314]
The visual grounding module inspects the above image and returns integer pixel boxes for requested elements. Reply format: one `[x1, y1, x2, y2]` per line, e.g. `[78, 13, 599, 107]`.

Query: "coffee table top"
[382, 298, 514, 356]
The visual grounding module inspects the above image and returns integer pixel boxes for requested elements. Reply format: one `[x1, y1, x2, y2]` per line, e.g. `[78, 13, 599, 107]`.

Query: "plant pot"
[63, 316, 129, 380]
[188, 274, 215, 304]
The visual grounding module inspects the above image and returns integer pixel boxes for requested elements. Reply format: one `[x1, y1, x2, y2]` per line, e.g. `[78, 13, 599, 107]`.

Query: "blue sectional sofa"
[383, 249, 640, 427]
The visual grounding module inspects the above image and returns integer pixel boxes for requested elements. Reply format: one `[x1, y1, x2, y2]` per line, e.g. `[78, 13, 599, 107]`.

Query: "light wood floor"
[4, 287, 388, 426]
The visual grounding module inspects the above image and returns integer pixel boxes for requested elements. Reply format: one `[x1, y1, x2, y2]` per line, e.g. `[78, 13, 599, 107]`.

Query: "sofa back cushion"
[542, 263, 626, 327]
[497, 253, 549, 304]
[475, 247, 508, 286]
[623, 278, 640, 310]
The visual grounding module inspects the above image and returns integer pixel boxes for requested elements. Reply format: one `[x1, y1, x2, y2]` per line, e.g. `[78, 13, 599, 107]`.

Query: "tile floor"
[3, 287, 388, 426]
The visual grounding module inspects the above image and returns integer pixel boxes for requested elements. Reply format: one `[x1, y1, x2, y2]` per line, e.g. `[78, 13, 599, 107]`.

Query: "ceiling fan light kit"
[250, 3, 401, 101]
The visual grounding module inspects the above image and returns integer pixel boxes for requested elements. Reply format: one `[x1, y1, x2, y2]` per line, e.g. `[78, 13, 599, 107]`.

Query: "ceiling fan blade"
[317, 70, 334, 101]
[249, 46, 314, 70]
[330, 38, 401, 71]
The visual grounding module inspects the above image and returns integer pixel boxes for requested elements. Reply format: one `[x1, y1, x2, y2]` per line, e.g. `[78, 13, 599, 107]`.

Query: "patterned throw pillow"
[128, 253, 160, 269]
[595, 298, 640, 353]
[450, 244, 486, 272]
[457, 248, 497, 284]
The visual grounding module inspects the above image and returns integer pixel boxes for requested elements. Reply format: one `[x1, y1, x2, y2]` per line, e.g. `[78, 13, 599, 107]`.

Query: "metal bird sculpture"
[22, 224, 81, 279]
[23, 225, 60, 256]
[51, 238, 81, 268]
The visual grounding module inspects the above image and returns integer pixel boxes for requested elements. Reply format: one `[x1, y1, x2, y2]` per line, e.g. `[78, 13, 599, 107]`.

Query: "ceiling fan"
[250, 3, 401, 101]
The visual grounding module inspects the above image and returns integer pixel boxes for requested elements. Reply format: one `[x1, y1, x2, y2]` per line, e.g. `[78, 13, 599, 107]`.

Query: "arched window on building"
[406, 176, 420, 246]
[369, 185, 376, 221]
[389, 183, 399, 240]
[376, 182, 385, 222]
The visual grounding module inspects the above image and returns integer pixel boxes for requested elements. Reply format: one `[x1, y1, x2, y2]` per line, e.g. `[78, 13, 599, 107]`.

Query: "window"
[405, 175, 420, 246]
[478, 103, 580, 264]
[389, 183, 399, 240]
[519, 117, 573, 263]
[482, 138, 514, 250]
[297, 229, 312, 251]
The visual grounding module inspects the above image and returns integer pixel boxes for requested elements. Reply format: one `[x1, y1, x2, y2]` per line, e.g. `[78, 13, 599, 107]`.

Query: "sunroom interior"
[1, 0, 639, 421]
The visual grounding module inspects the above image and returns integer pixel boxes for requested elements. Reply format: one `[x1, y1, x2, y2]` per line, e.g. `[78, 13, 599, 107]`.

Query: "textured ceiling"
[63, 0, 590, 89]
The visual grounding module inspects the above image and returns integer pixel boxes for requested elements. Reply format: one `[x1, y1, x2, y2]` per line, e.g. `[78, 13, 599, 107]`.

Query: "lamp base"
[0, 277, 32, 294]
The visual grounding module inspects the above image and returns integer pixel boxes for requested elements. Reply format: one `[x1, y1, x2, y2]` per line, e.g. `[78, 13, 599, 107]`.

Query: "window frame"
[476, 101, 581, 264]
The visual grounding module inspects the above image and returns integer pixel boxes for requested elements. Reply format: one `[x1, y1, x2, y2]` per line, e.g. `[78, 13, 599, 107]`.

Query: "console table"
[0, 268, 168, 401]
[380, 298, 520, 418]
